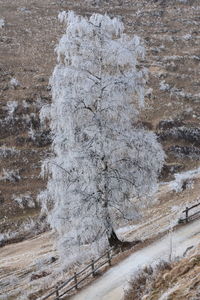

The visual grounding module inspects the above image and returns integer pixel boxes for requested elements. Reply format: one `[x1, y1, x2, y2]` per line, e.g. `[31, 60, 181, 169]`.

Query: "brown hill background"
[0, 0, 200, 240]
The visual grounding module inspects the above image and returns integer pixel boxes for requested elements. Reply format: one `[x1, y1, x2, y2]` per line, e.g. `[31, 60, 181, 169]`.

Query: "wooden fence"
[178, 202, 200, 224]
[41, 203, 200, 299]
[41, 248, 113, 300]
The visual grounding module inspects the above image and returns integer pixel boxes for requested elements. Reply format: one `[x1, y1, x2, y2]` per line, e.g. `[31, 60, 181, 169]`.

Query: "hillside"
[0, 176, 200, 299]
[1, 0, 200, 241]
[126, 243, 200, 300]
[0, 0, 200, 299]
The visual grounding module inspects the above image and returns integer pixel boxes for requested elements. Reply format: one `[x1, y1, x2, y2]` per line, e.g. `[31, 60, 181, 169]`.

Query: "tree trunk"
[108, 228, 123, 247]
[108, 228, 141, 250]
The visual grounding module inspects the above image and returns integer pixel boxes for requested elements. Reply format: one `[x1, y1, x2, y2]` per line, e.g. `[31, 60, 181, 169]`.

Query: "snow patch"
[160, 80, 170, 92]
[182, 34, 192, 40]
[10, 78, 20, 88]
[13, 193, 35, 209]
[28, 126, 36, 141]
[6, 100, 18, 120]
[22, 100, 30, 109]
[116, 224, 140, 235]
[0, 146, 19, 159]
[0, 18, 5, 28]
[0, 169, 21, 183]
[18, 7, 31, 14]
[170, 167, 200, 192]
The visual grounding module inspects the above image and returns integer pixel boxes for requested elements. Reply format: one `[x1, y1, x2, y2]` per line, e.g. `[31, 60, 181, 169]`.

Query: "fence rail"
[179, 202, 200, 224]
[41, 248, 113, 300]
[41, 203, 200, 299]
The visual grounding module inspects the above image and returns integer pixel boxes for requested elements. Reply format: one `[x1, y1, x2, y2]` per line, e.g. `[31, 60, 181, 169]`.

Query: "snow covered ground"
[72, 219, 200, 300]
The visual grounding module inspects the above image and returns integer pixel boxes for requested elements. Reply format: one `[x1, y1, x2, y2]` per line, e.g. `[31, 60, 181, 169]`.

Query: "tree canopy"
[40, 11, 165, 267]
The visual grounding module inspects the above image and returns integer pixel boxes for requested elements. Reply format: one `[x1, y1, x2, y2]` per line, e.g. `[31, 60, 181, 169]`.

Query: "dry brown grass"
[125, 246, 200, 300]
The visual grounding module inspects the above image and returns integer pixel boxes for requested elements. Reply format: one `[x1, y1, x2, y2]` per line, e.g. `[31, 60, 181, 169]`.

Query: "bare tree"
[40, 11, 165, 267]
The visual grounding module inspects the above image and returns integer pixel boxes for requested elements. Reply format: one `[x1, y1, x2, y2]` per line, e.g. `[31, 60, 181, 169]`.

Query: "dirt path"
[71, 219, 200, 300]
[0, 231, 57, 299]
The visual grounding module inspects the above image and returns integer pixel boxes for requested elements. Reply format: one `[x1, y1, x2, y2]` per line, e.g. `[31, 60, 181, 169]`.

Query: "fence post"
[56, 285, 59, 300]
[185, 206, 189, 223]
[107, 249, 112, 266]
[74, 272, 78, 290]
[91, 259, 95, 277]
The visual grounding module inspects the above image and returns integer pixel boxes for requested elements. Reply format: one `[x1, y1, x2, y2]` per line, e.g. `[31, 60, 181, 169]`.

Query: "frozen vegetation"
[0, 218, 37, 246]
[0, 146, 19, 158]
[0, 168, 21, 183]
[40, 11, 164, 268]
[170, 167, 200, 192]
[13, 193, 36, 209]
[6, 100, 18, 120]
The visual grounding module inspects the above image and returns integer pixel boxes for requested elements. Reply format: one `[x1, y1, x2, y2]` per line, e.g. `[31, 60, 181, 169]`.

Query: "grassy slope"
[0, 0, 200, 235]
[125, 244, 200, 300]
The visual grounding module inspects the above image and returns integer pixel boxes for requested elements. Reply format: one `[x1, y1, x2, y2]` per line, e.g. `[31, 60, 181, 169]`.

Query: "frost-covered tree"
[40, 11, 165, 267]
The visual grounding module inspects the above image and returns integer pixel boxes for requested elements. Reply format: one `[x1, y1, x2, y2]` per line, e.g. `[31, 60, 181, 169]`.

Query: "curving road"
[71, 219, 200, 300]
